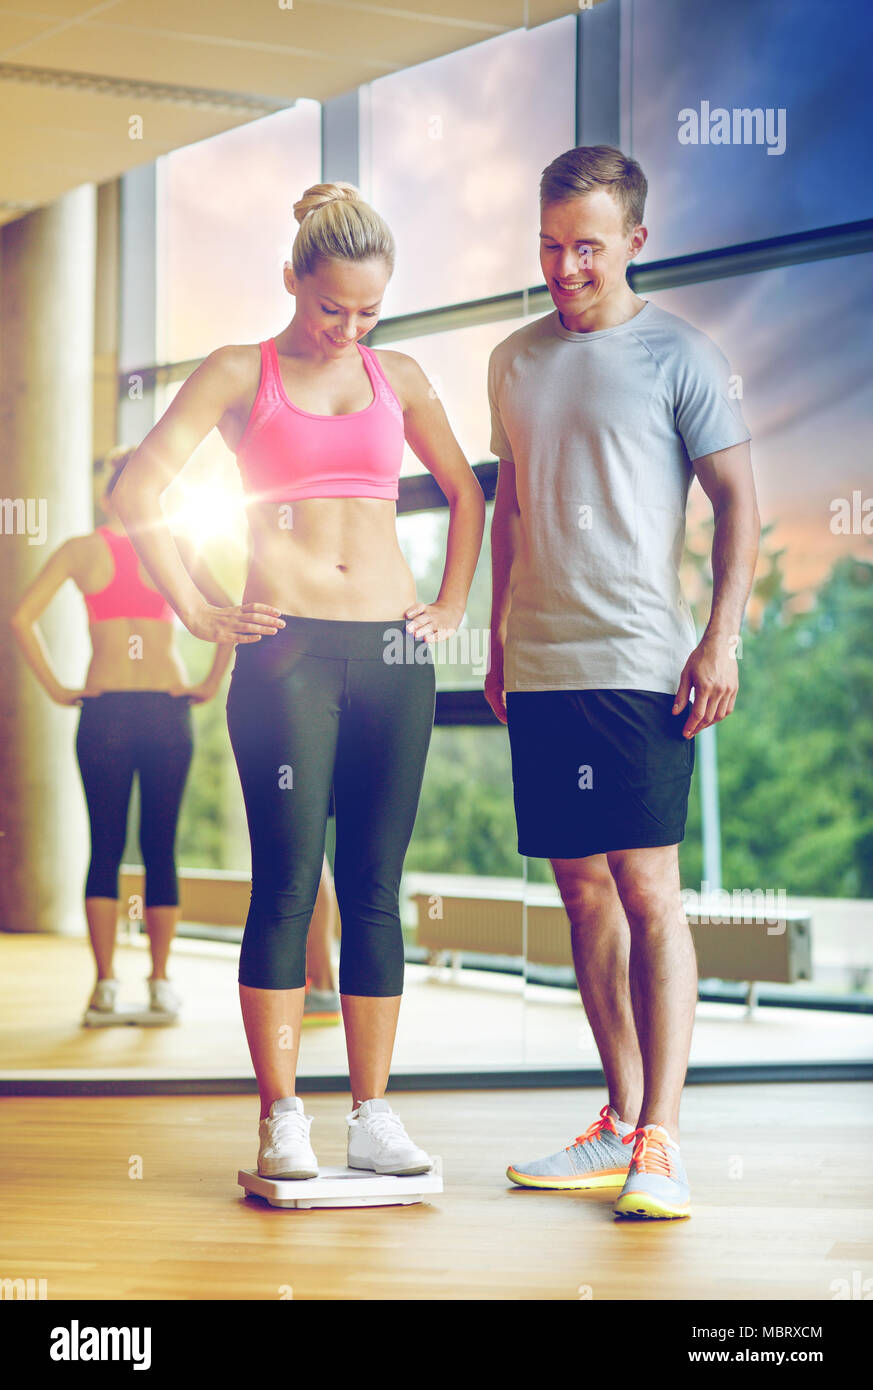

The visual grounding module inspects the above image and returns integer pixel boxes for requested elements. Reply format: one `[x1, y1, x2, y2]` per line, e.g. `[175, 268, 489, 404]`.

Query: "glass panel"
[364, 16, 575, 317]
[156, 101, 321, 364]
[397, 506, 493, 692]
[647, 255, 873, 597]
[647, 257, 873, 1013]
[392, 508, 522, 1061]
[628, 0, 873, 262]
[393, 723, 526, 1073]
[381, 314, 532, 477]
[147, 381, 253, 875]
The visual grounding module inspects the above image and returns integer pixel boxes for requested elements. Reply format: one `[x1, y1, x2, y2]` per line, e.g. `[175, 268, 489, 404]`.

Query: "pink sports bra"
[235, 337, 405, 503]
[83, 526, 175, 623]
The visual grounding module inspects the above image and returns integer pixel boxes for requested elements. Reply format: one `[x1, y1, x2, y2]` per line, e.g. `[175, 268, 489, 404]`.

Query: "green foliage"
[717, 555, 873, 896]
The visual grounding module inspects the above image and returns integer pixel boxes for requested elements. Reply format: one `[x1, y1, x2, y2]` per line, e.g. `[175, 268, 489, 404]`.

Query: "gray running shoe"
[507, 1105, 632, 1190]
[613, 1123, 691, 1219]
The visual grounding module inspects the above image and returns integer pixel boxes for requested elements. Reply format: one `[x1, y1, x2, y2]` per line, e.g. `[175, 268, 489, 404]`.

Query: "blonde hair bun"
[292, 182, 363, 226]
[289, 182, 395, 279]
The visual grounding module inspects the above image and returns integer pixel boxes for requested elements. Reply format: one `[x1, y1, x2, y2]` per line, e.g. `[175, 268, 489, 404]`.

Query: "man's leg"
[605, 843, 697, 1140]
[505, 853, 643, 1190]
[549, 853, 643, 1127]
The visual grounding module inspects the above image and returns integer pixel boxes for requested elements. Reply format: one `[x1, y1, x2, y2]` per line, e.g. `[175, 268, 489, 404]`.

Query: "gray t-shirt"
[488, 301, 750, 694]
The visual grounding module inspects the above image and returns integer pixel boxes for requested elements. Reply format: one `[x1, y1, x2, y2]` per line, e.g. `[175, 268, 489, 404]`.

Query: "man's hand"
[673, 632, 740, 738]
[484, 639, 507, 725]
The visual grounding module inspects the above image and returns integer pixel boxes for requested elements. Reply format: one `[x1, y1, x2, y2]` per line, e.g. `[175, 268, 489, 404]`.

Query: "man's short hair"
[540, 145, 648, 233]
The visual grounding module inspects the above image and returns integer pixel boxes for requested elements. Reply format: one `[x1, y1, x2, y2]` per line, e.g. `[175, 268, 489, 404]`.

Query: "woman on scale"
[10, 447, 236, 1025]
[111, 183, 485, 1178]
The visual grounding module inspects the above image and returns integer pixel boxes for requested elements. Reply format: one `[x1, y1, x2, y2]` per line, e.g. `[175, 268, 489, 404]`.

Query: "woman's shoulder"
[62, 531, 111, 590]
[367, 347, 429, 412]
[201, 341, 264, 383]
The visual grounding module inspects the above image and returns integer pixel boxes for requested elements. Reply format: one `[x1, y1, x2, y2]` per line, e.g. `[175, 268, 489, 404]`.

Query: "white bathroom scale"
[238, 1157, 443, 1209]
[82, 1008, 177, 1028]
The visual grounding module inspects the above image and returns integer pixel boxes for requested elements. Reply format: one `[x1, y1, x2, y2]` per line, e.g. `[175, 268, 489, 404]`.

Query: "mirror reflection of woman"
[10, 448, 235, 1025]
[111, 183, 485, 1180]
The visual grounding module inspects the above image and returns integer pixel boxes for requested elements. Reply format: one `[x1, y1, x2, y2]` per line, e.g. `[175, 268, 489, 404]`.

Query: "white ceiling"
[0, 0, 590, 225]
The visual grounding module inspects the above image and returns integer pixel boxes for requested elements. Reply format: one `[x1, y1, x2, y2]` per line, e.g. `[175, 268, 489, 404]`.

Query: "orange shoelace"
[622, 1125, 674, 1177]
[566, 1104, 618, 1150]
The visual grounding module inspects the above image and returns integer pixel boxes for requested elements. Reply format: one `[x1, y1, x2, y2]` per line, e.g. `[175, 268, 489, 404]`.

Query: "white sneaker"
[82, 978, 121, 1026]
[142, 978, 182, 1024]
[258, 1097, 319, 1180]
[347, 1098, 433, 1176]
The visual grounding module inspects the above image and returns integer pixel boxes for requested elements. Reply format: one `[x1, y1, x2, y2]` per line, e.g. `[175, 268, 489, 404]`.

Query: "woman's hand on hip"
[63, 685, 104, 707]
[167, 681, 216, 705]
[183, 602, 286, 645]
[404, 599, 463, 644]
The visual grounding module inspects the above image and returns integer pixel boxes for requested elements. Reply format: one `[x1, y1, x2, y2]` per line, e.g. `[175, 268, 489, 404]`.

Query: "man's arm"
[674, 439, 760, 737]
[485, 457, 521, 725]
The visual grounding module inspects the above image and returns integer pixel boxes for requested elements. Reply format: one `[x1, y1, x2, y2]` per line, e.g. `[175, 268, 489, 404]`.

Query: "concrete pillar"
[94, 180, 120, 464]
[0, 184, 97, 934]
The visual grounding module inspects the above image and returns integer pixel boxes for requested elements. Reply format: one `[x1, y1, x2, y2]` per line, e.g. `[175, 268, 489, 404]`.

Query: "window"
[648, 255, 873, 582]
[628, 0, 873, 261]
[363, 17, 575, 317]
[380, 315, 534, 475]
[157, 101, 321, 363]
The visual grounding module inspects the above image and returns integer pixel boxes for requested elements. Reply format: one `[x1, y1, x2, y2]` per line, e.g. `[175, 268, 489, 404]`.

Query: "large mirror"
[5, 1, 872, 1093]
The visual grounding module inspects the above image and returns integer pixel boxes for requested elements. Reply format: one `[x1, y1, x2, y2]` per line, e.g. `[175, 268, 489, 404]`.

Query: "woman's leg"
[142, 906, 178, 981]
[341, 996, 403, 1109]
[227, 646, 342, 1116]
[333, 636, 435, 1107]
[137, 694, 194, 980]
[84, 899, 122, 981]
[75, 696, 136, 982]
[238, 981, 306, 1116]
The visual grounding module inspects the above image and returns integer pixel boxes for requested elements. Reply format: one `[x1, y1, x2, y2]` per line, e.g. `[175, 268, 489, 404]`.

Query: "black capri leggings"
[75, 691, 194, 907]
[226, 614, 436, 996]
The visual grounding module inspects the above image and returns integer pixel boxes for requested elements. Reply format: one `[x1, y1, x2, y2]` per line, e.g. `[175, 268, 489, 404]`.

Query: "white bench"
[405, 872, 813, 1013]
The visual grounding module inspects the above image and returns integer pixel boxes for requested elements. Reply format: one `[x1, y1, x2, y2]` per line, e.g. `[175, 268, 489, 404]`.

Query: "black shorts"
[505, 689, 695, 859]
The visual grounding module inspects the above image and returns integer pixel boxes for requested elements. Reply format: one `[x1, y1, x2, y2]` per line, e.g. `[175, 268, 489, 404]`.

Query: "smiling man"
[485, 145, 760, 1220]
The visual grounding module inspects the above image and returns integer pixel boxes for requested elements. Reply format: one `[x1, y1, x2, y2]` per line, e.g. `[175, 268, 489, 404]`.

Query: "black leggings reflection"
[75, 691, 193, 907]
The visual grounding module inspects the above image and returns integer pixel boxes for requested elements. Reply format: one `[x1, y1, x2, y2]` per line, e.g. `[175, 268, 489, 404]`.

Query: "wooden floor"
[3, 933, 872, 1082]
[2, 1083, 871, 1300]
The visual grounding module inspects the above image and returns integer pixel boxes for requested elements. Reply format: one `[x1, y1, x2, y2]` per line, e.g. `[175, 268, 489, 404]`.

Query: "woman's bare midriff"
[84, 621, 189, 692]
[242, 496, 418, 621]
